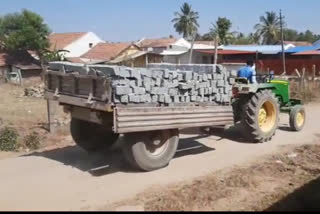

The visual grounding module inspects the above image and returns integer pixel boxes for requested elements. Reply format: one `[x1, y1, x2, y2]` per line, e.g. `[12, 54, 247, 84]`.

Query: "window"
[89, 43, 93, 48]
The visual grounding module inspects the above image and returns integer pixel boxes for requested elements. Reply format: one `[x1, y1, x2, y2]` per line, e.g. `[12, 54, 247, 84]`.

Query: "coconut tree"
[172, 2, 199, 63]
[255, 11, 281, 44]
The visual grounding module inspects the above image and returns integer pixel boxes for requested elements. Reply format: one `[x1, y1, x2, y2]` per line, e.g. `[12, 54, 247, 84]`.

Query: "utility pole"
[213, 35, 219, 72]
[280, 9, 286, 74]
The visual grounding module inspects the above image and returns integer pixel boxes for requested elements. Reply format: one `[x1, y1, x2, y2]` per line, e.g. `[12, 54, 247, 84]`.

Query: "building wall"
[63, 32, 104, 58]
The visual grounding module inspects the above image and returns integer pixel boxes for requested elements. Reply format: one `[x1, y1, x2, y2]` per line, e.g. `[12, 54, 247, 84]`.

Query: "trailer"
[44, 62, 234, 171]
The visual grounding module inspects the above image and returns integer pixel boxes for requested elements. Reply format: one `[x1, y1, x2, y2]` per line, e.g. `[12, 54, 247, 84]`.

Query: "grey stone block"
[115, 68, 131, 78]
[179, 82, 193, 90]
[199, 88, 205, 96]
[129, 80, 136, 88]
[229, 77, 235, 84]
[164, 95, 172, 104]
[203, 73, 208, 81]
[193, 72, 198, 81]
[155, 78, 161, 86]
[159, 95, 165, 103]
[151, 87, 168, 95]
[129, 94, 140, 103]
[112, 79, 130, 87]
[217, 80, 225, 87]
[115, 86, 132, 95]
[152, 95, 158, 103]
[174, 95, 180, 103]
[211, 80, 217, 87]
[215, 94, 221, 102]
[207, 74, 212, 80]
[185, 96, 190, 102]
[134, 87, 146, 95]
[113, 95, 121, 103]
[231, 70, 238, 77]
[219, 88, 224, 93]
[169, 88, 178, 96]
[198, 75, 203, 82]
[152, 70, 164, 79]
[177, 73, 183, 81]
[139, 68, 152, 78]
[181, 71, 193, 81]
[120, 95, 129, 103]
[164, 70, 170, 79]
[143, 77, 152, 92]
[180, 96, 185, 102]
[191, 95, 197, 101]
[161, 79, 169, 87]
[204, 88, 209, 95]
[196, 96, 203, 102]
[204, 96, 209, 102]
[130, 69, 141, 79]
[169, 79, 179, 88]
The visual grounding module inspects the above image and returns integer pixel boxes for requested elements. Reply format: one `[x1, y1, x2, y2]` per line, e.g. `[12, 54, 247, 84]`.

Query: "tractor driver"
[237, 60, 257, 84]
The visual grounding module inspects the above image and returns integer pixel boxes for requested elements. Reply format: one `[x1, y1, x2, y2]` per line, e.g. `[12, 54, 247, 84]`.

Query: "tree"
[283, 28, 299, 41]
[210, 17, 234, 45]
[254, 11, 281, 44]
[172, 2, 199, 40]
[0, 9, 51, 63]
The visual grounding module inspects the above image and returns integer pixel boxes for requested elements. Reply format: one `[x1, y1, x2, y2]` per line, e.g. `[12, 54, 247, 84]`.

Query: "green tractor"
[231, 75, 306, 143]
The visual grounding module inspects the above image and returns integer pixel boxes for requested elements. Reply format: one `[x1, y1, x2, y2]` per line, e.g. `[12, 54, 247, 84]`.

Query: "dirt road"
[0, 103, 319, 211]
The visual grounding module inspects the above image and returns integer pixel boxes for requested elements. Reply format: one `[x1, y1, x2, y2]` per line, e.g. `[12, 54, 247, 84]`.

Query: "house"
[0, 50, 42, 84]
[79, 42, 162, 67]
[136, 37, 177, 53]
[49, 32, 104, 58]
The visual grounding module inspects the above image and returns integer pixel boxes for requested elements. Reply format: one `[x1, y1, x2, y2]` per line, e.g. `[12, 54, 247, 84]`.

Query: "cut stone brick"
[229, 77, 235, 84]
[130, 69, 141, 79]
[129, 94, 140, 103]
[152, 70, 164, 79]
[159, 95, 165, 103]
[155, 78, 161, 86]
[115, 68, 131, 78]
[164, 95, 172, 104]
[152, 95, 158, 103]
[115, 86, 132, 95]
[191, 95, 197, 101]
[151, 87, 168, 95]
[120, 95, 129, 103]
[217, 80, 225, 87]
[179, 82, 193, 90]
[134, 87, 146, 95]
[185, 96, 190, 102]
[169, 88, 178, 96]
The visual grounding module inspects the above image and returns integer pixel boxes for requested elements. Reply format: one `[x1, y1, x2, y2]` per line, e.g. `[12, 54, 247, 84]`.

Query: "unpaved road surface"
[0, 103, 320, 211]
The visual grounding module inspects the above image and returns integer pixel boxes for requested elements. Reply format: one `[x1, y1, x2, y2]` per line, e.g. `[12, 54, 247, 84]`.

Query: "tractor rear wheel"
[70, 118, 119, 152]
[122, 129, 179, 171]
[241, 90, 280, 143]
[289, 105, 306, 131]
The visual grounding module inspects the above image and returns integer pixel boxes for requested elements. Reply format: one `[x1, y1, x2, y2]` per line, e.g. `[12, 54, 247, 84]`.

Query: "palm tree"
[172, 3, 199, 64]
[210, 17, 235, 45]
[255, 11, 281, 44]
[172, 2, 199, 40]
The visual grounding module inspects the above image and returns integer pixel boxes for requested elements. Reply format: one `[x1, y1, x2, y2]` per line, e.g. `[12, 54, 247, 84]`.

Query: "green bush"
[0, 127, 19, 151]
[24, 131, 41, 150]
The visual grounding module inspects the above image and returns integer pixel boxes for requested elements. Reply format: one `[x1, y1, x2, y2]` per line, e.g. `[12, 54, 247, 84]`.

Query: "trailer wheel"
[289, 105, 306, 131]
[122, 129, 179, 171]
[70, 118, 119, 152]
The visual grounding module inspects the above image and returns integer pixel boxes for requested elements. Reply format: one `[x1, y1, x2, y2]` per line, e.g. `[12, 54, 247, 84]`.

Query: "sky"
[0, 0, 319, 42]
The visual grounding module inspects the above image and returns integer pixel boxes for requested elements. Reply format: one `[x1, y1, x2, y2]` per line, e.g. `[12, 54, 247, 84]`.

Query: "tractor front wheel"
[289, 105, 306, 131]
[241, 90, 280, 143]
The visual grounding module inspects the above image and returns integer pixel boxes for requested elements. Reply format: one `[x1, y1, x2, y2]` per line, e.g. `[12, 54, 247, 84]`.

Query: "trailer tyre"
[289, 105, 306, 131]
[70, 118, 119, 152]
[122, 129, 179, 171]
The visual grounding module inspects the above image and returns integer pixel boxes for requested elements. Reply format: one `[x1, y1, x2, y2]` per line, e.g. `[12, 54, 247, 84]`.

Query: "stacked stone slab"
[48, 62, 237, 105]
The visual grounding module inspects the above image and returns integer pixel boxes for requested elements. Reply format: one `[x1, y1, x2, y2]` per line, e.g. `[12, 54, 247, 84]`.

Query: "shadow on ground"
[265, 176, 320, 211]
[22, 134, 215, 176]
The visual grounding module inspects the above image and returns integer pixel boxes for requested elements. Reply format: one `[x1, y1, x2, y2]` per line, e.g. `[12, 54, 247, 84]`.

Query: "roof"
[109, 51, 148, 63]
[0, 51, 41, 70]
[222, 44, 295, 54]
[292, 50, 320, 55]
[160, 50, 188, 56]
[137, 37, 177, 48]
[194, 41, 217, 46]
[282, 41, 312, 46]
[49, 32, 87, 50]
[196, 50, 256, 55]
[285, 45, 319, 53]
[81, 42, 131, 61]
